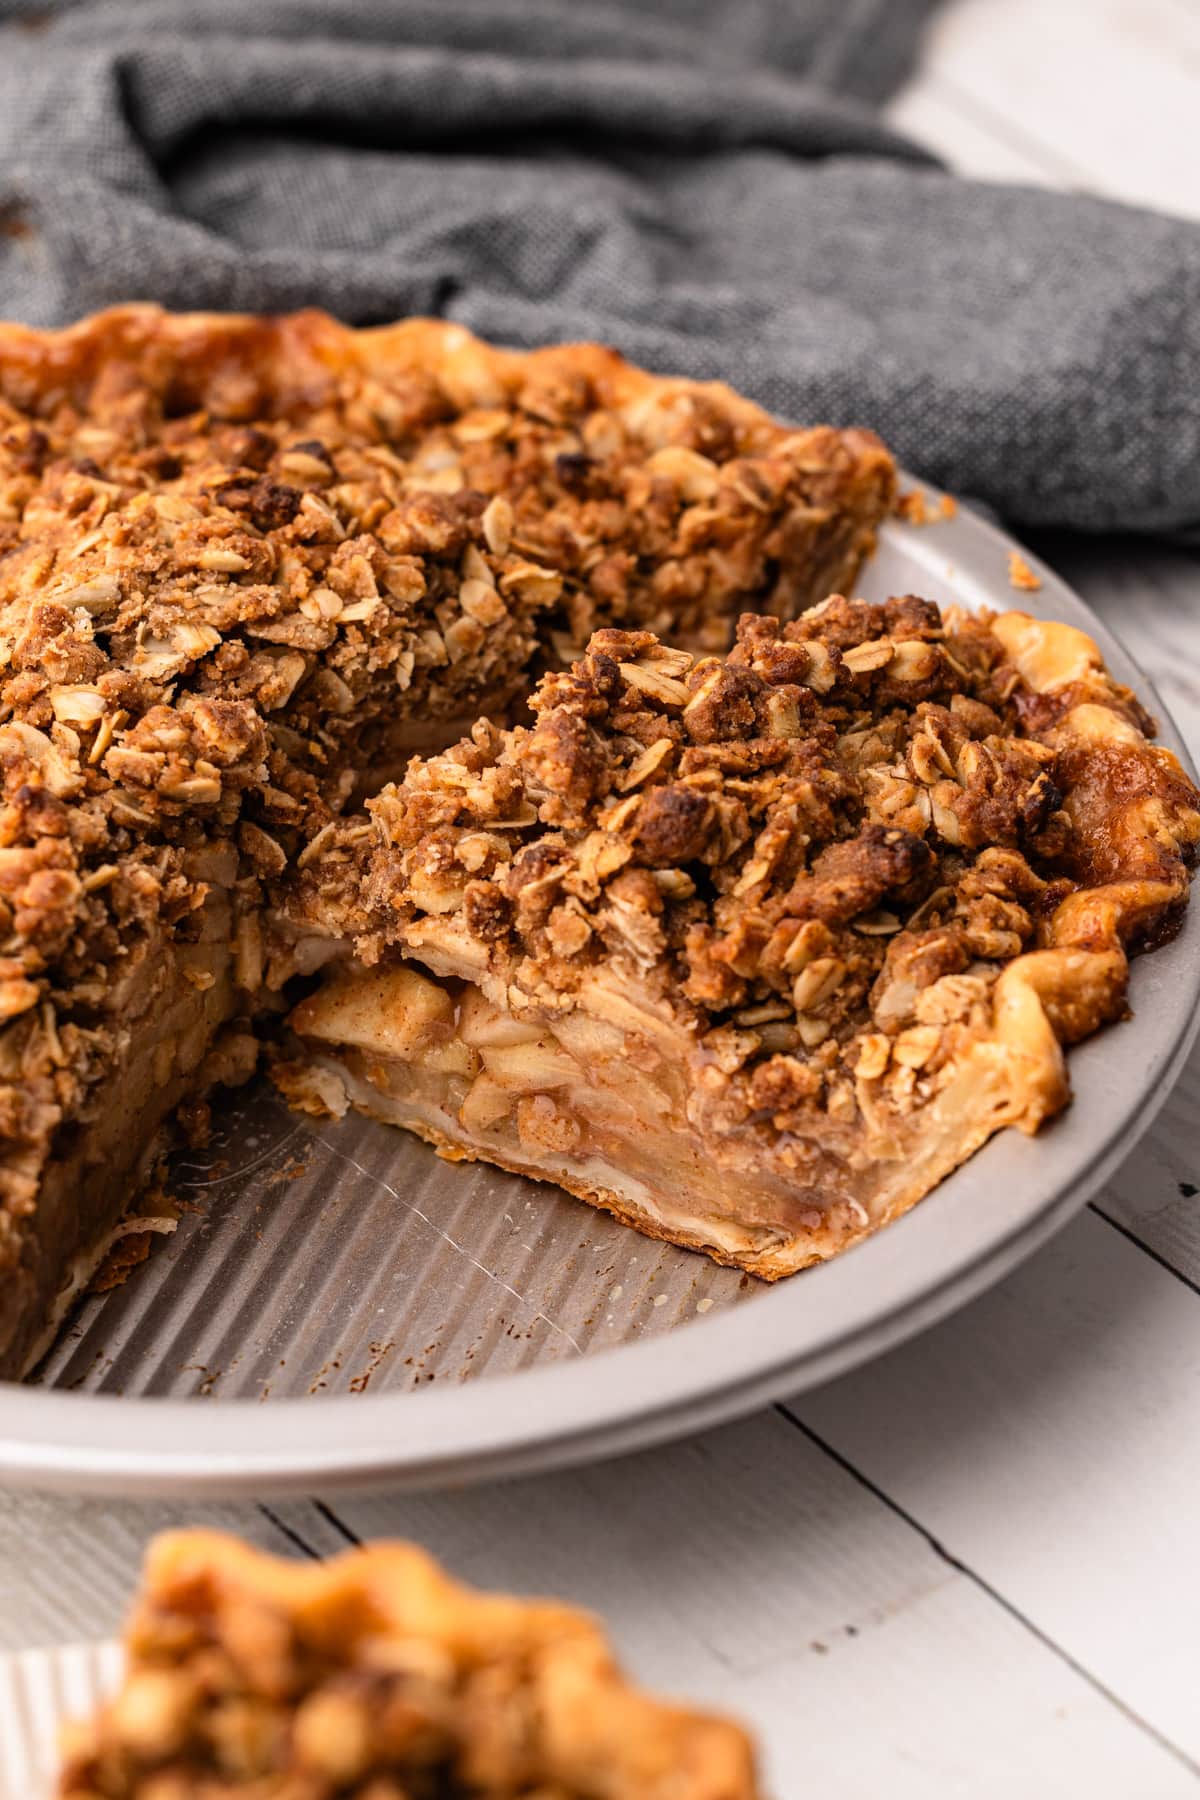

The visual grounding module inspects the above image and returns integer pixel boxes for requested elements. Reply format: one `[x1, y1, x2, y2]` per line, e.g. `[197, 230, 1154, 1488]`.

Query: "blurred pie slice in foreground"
[56, 1529, 761, 1800]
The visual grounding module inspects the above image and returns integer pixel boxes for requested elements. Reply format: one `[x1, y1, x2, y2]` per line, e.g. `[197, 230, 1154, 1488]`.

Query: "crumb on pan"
[896, 488, 957, 526]
[1008, 550, 1042, 591]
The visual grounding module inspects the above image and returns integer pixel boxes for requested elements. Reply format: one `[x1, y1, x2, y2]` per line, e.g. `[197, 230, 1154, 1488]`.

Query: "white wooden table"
[4, 5, 1200, 1793]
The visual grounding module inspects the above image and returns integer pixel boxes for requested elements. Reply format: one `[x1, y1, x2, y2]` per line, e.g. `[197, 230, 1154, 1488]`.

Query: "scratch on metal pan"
[313, 1135, 585, 1356]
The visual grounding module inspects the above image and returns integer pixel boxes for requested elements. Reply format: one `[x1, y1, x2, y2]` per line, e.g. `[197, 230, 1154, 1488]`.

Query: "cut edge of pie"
[0, 306, 895, 1377]
[276, 600, 1200, 1279]
[55, 1528, 761, 1799]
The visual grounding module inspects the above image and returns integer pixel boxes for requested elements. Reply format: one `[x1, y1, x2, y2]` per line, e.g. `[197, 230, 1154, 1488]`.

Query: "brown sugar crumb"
[90, 1230, 155, 1292]
[90, 1217, 177, 1292]
[1008, 550, 1042, 591]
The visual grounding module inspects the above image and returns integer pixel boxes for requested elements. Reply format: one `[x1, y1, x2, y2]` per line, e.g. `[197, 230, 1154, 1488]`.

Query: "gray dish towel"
[1, 0, 1197, 534]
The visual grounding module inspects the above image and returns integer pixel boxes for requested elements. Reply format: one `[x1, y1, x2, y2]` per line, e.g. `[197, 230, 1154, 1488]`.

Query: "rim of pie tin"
[0, 488, 1196, 1498]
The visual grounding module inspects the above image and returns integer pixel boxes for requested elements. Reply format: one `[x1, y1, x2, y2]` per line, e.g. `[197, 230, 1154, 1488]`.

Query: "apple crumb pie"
[0, 306, 894, 1375]
[277, 597, 1200, 1278]
[56, 1529, 759, 1799]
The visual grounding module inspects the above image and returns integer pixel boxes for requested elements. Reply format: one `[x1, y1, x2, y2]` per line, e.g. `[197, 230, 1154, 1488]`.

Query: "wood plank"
[908, 0, 1200, 220]
[275, 1412, 1195, 1796]
[0, 1495, 309, 1653]
[884, 75, 1075, 185]
[1099, 1063, 1200, 1290]
[1089, 1030, 1200, 1291]
[795, 1205, 1200, 1764]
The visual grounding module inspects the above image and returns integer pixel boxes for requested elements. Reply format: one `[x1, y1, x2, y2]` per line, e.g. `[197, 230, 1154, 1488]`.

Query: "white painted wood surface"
[4, 7, 1200, 1796]
[888, 0, 1200, 221]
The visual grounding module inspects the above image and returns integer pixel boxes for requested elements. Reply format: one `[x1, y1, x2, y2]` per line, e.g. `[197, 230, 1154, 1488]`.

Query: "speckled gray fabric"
[1, 0, 1197, 533]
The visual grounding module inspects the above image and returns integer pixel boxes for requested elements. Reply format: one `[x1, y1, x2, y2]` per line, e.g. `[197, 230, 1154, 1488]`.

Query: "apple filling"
[280, 959, 894, 1271]
[286, 964, 867, 1260]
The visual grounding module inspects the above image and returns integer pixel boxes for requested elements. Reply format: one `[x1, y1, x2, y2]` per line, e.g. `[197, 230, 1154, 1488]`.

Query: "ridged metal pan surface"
[1, 495, 1197, 1496]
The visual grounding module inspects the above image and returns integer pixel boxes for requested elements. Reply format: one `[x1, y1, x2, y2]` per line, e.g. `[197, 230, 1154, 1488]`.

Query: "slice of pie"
[56, 1529, 759, 1799]
[278, 598, 1200, 1277]
[0, 305, 894, 1375]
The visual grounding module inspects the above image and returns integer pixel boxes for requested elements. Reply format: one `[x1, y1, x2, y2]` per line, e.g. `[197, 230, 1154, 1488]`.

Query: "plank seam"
[774, 1403, 1200, 1780]
[1089, 1201, 1200, 1300]
[256, 1503, 322, 1561]
[310, 1498, 363, 1548]
[917, 67, 1096, 185]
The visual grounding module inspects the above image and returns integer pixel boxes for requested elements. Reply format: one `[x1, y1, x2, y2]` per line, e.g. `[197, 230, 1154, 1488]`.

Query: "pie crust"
[55, 1529, 760, 1799]
[278, 598, 1200, 1277]
[0, 306, 893, 1375]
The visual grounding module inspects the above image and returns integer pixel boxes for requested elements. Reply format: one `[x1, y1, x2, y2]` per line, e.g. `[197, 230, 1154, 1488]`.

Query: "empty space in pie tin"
[2, 491, 1197, 1496]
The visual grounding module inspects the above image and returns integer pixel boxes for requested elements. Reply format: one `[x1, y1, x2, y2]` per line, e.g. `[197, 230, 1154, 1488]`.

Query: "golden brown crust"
[281, 597, 1200, 1277]
[0, 305, 894, 1372]
[56, 1529, 760, 1800]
